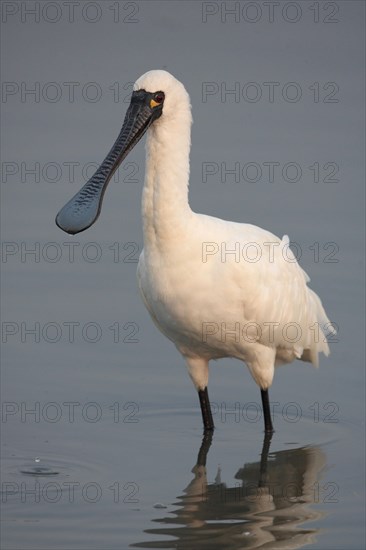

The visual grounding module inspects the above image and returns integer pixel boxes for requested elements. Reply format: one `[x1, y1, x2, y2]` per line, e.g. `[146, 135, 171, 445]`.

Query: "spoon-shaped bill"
[55, 92, 161, 235]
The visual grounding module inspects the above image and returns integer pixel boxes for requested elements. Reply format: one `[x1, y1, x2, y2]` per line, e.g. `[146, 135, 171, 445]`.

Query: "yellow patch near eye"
[150, 99, 160, 108]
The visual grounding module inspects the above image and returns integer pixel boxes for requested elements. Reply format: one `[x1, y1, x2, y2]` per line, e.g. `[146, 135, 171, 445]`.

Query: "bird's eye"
[154, 92, 165, 104]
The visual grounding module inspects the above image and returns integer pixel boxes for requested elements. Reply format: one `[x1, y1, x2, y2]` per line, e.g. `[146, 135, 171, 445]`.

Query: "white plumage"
[135, 70, 332, 398]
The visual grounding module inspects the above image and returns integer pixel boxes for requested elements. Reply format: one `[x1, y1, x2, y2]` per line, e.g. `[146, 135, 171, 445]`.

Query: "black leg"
[258, 431, 273, 487]
[196, 431, 213, 467]
[261, 389, 274, 434]
[198, 387, 214, 432]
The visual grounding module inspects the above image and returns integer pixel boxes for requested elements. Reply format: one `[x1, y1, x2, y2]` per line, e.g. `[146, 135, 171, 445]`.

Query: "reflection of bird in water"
[132, 434, 326, 549]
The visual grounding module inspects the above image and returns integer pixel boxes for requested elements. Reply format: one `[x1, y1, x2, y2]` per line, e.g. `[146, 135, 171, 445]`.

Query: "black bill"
[55, 90, 162, 235]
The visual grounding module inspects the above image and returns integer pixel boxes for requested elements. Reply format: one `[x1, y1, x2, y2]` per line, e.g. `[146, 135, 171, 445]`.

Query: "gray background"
[1, 1, 365, 549]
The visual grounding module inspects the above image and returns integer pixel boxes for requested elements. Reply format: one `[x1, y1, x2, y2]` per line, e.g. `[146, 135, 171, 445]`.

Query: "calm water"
[1, 2, 365, 549]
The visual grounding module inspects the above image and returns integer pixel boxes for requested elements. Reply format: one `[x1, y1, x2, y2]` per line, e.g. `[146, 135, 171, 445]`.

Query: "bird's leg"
[196, 430, 213, 467]
[258, 431, 273, 487]
[198, 387, 214, 432]
[261, 389, 274, 434]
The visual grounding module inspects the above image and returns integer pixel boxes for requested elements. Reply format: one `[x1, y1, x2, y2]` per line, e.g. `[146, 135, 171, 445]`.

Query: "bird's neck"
[142, 108, 193, 251]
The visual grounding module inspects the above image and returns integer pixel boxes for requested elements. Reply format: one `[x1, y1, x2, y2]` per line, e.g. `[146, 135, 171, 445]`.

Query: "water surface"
[1, 2, 365, 549]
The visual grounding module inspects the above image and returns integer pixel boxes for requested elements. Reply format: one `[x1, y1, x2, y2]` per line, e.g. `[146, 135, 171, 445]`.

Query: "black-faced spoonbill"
[56, 70, 333, 433]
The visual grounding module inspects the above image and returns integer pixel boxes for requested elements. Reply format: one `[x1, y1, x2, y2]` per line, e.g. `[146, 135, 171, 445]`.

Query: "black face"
[129, 89, 165, 115]
[133, 89, 165, 107]
[55, 89, 165, 235]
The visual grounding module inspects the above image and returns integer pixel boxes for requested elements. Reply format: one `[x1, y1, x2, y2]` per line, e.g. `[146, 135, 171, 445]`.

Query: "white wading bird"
[56, 70, 333, 433]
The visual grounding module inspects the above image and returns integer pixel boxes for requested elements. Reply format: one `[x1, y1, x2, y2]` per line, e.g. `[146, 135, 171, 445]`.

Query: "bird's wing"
[222, 227, 333, 365]
[244, 235, 330, 365]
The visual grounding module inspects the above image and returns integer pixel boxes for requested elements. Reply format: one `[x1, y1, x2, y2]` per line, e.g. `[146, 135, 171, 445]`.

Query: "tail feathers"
[302, 289, 335, 367]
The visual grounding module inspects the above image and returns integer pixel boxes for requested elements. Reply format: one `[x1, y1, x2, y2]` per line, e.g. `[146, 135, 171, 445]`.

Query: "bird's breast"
[137, 244, 248, 358]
